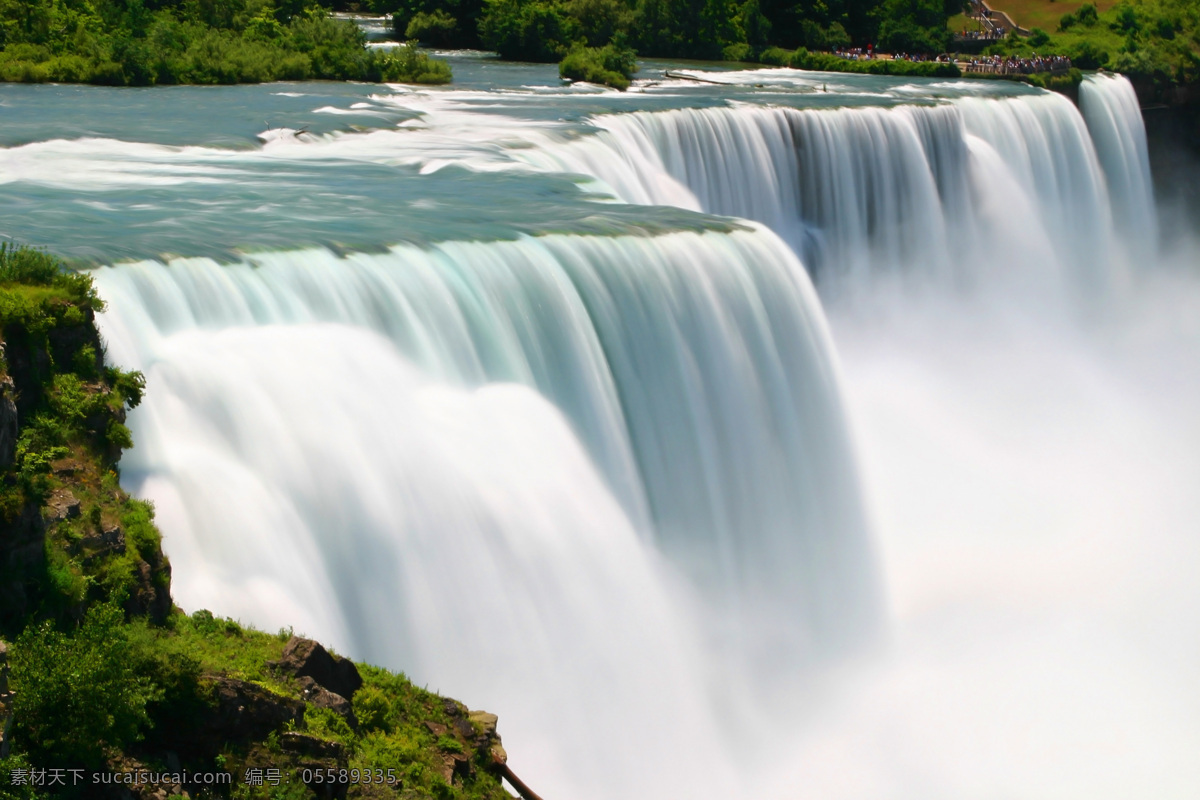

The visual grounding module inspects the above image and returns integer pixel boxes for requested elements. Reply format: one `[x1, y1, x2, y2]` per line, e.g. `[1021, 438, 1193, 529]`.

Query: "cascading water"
[1078, 73, 1159, 255]
[516, 75, 1143, 294]
[93, 227, 877, 798]
[8, 65, 1195, 798]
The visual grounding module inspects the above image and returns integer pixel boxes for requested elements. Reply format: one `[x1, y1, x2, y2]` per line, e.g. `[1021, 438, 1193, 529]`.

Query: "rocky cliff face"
[0, 299, 170, 631]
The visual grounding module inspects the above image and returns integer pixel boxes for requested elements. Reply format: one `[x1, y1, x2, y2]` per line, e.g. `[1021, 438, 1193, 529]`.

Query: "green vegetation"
[469, 0, 960, 62]
[0, 0, 452, 85]
[10, 604, 157, 767]
[979, 0, 1200, 92]
[379, 41, 453, 81]
[0, 245, 165, 631]
[559, 39, 638, 88]
[340, 0, 966, 73]
[7, 605, 512, 797]
[776, 44, 962, 73]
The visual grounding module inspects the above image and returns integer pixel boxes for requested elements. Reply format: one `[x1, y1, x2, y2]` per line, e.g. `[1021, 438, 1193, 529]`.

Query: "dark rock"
[46, 317, 101, 382]
[0, 375, 17, 468]
[424, 721, 448, 736]
[468, 710, 498, 737]
[468, 710, 506, 764]
[280, 732, 346, 760]
[123, 559, 171, 625]
[202, 676, 304, 743]
[440, 752, 472, 784]
[0, 503, 46, 624]
[297, 676, 357, 729]
[452, 716, 475, 740]
[273, 637, 362, 700]
[83, 525, 127, 562]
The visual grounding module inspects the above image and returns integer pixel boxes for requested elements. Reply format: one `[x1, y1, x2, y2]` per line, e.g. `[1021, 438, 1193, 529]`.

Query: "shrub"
[354, 686, 393, 732]
[9, 604, 159, 766]
[1068, 39, 1110, 68]
[1059, 2, 1099, 30]
[406, 10, 459, 45]
[0, 243, 61, 286]
[377, 43, 453, 83]
[559, 40, 638, 89]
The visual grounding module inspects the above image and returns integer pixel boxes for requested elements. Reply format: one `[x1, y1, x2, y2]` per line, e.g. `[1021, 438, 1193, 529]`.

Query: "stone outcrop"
[201, 676, 305, 743]
[280, 731, 346, 760]
[43, 488, 82, 523]
[297, 675, 357, 729]
[272, 636, 363, 700]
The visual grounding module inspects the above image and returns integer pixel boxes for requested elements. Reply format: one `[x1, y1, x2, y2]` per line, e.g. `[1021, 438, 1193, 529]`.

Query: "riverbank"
[0, 3, 449, 86]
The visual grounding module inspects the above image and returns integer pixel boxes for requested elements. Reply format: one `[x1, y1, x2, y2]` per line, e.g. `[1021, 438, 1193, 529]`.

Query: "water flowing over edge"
[83, 71, 1178, 800]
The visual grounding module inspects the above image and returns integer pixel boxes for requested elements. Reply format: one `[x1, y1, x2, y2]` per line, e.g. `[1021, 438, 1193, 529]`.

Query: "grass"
[977, 0, 1121, 33]
[949, 12, 990, 32]
[129, 611, 513, 800]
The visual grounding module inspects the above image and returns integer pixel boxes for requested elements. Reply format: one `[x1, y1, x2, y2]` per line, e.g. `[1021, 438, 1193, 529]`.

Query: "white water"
[518, 82, 1144, 297]
[88, 73, 1200, 798]
[95, 228, 876, 798]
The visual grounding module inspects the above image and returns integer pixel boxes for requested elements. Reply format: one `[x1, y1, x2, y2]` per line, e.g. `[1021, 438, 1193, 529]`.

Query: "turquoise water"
[0, 55, 1039, 263]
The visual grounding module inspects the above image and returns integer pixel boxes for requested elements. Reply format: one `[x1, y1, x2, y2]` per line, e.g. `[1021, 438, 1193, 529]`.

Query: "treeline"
[982, 0, 1200, 92]
[350, 0, 962, 63]
[0, 0, 450, 85]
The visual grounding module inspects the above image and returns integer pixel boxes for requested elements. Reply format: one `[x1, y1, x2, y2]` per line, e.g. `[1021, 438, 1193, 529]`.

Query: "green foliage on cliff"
[0, 245, 165, 632]
[6, 605, 516, 797]
[0, 0, 452, 85]
[981, 0, 1200, 89]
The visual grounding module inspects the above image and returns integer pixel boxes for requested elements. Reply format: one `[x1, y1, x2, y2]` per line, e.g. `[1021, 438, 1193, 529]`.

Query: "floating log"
[664, 70, 729, 85]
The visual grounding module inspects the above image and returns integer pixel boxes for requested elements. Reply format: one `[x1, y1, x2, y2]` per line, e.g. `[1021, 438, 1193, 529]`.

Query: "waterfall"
[515, 76, 1154, 294]
[94, 228, 877, 796]
[78, 70, 1174, 799]
[1078, 73, 1159, 256]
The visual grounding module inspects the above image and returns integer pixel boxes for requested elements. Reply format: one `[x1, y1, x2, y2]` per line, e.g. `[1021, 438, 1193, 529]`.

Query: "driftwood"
[664, 70, 729, 85]
[493, 759, 545, 800]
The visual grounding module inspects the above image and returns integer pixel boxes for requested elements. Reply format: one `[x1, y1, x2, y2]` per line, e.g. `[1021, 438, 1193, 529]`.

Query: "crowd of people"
[955, 27, 1006, 40]
[830, 47, 1071, 74]
[891, 53, 955, 63]
[959, 53, 1073, 74]
[832, 46, 876, 60]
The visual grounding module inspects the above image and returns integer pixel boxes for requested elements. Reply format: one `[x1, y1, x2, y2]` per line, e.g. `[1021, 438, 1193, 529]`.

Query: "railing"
[958, 61, 1072, 75]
